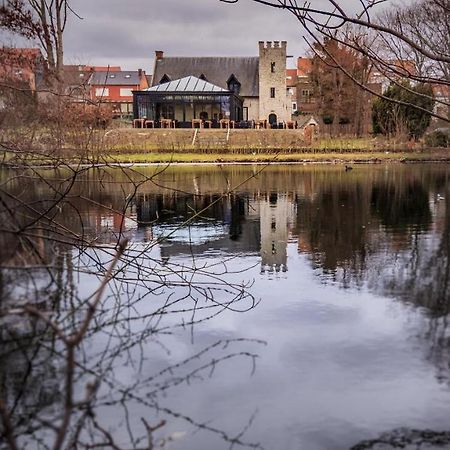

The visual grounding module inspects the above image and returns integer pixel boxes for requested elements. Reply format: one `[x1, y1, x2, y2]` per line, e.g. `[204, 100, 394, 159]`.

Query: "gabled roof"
[153, 56, 259, 96]
[90, 70, 143, 86]
[144, 76, 228, 93]
[297, 57, 313, 77]
[297, 115, 319, 129]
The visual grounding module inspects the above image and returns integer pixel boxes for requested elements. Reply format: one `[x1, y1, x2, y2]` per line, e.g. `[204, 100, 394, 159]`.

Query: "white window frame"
[120, 88, 133, 97]
[95, 87, 109, 97]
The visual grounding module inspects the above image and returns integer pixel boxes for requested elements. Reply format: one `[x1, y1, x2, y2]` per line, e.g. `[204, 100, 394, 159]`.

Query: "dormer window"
[109, 74, 116, 78]
[160, 74, 171, 84]
[227, 74, 241, 95]
[125, 74, 131, 78]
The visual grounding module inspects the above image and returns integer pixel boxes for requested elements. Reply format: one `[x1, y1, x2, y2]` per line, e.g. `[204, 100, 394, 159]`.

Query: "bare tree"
[0, 151, 271, 449]
[0, 3, 275, 447]
[309, 35, 374, 136]
[377, 0, 450, 121]
[0, 0, 80, 92]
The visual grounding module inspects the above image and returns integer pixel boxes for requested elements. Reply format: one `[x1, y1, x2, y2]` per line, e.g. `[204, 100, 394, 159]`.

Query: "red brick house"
[90, 69, 149, 118]
[295, 57, 317, 116]
[0, 48, 46, 92]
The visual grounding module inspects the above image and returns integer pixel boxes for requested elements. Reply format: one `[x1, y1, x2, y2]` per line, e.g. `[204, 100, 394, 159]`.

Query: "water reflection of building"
[136, 193, 261, 257]
[132, 191, 297, 274]
[260, 192, 295, 273]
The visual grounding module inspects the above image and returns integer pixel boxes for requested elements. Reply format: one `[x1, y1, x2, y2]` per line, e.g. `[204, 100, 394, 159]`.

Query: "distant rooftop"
[297, 57, 313, 77]
[90, 70, 143, 86]
[144, 76, 228, 93]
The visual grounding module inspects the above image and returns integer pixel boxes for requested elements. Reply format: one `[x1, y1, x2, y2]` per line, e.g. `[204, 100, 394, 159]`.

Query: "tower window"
[270, 87, 276, 98]
[271, 62, 276, 73]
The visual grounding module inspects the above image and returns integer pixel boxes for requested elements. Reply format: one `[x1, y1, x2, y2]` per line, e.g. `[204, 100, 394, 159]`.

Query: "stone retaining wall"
[104, 128, 307, 153]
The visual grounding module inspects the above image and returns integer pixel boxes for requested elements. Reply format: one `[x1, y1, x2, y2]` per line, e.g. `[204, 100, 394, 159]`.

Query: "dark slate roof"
[62, 67, 93, 87]
[153, 57, 259, 97]
[145, 76, 227, 93]
[90, 70, 141, 86]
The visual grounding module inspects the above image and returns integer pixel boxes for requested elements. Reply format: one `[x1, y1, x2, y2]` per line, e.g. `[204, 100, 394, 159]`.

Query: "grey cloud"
[63, 0, 382, 70]
[65, 0, 307, 70]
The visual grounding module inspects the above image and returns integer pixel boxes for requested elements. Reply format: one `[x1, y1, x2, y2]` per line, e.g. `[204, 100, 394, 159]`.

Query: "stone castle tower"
[258, 41, 290, 124]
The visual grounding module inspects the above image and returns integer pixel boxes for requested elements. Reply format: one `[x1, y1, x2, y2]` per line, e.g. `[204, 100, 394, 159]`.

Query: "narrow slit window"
[270, 87, 276, 98]
[271, 62, 276, 73]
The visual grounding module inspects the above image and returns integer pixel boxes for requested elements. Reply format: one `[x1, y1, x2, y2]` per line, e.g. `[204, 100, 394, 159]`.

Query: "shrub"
[424, 129, 449, 147]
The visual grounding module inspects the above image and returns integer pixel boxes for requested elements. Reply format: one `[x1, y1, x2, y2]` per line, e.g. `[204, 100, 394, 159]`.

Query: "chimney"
[155, 50, 164, 61]
[138, 68, 143, 78]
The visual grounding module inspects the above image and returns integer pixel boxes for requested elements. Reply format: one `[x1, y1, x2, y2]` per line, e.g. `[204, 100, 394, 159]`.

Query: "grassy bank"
[3, 149, 450, 167]
[102, 150, 450, 164]
[103, 129, 441, 154]
[2, 126, 449, 166]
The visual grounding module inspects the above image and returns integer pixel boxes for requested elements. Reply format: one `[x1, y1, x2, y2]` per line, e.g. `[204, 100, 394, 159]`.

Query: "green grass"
[2, 147, 449, 167]
[316, 137, 373, 150]
[101, 151, 450, 164]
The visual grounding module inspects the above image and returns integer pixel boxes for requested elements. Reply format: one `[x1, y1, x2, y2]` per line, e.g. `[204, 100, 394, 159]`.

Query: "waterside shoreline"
[3, 152, 450, 169]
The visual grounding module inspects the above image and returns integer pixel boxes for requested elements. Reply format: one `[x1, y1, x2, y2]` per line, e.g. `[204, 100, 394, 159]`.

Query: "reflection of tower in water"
[260, 192, 295, 274]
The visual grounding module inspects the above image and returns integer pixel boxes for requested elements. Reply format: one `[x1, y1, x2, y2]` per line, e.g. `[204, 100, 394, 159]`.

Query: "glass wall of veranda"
[133, 92, 244, 127]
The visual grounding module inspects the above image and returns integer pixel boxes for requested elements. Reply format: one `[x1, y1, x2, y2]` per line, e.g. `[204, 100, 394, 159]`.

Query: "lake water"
[1, 163, 450, 450]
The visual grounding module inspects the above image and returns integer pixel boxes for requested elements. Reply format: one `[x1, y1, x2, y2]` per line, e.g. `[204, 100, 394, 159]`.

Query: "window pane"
[95, 87, 109, 97]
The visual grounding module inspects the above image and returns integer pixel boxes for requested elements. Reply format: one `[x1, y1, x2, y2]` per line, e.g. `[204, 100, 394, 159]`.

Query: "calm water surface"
[1, 164, 450, 450]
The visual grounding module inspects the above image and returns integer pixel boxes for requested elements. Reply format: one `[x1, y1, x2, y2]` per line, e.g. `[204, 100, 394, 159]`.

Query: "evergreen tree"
[372, 81, 435, 139]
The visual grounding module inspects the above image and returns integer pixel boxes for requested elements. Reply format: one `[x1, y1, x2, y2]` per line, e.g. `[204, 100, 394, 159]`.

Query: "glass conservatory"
[133, 76, 244, 127]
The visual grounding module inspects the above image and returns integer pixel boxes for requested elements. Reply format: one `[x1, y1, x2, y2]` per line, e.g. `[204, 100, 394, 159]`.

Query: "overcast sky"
[2, 0, 388, 72]
[63, 0, 311, 71]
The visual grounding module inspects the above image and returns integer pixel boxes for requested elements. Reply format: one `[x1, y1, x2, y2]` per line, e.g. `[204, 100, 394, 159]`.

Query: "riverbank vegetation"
[2, 125, 448, 168]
